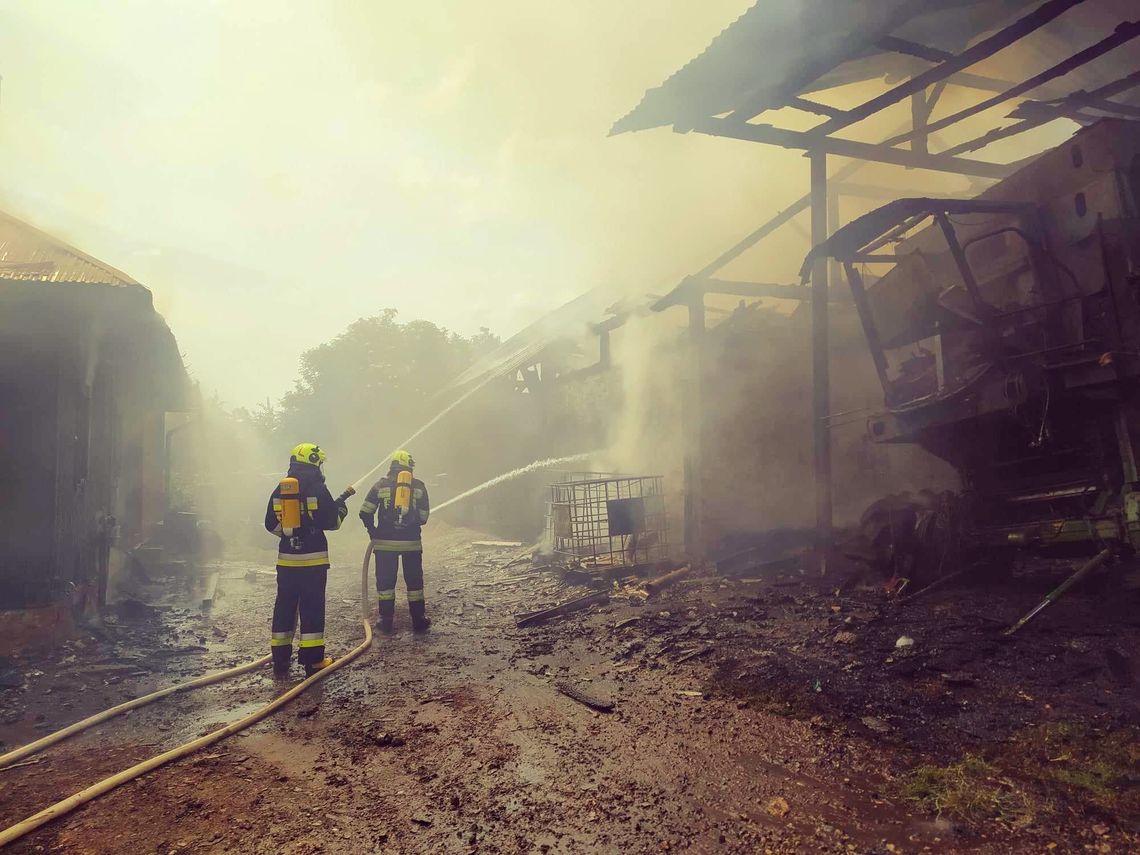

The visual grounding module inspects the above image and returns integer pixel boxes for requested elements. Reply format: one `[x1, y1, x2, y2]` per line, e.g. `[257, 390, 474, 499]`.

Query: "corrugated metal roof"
[610, 0, 1071, 136]
[0, 209, 140, 287]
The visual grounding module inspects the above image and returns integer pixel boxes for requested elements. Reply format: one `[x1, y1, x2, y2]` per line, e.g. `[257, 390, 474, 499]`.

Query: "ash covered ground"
[1, 523, 1138, 854]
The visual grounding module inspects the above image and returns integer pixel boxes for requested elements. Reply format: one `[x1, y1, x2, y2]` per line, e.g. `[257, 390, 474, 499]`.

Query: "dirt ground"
[2, 522, 1139, 854]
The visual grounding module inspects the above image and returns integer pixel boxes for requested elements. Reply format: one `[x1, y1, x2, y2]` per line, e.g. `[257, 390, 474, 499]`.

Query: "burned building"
[0, 211, 188, 648]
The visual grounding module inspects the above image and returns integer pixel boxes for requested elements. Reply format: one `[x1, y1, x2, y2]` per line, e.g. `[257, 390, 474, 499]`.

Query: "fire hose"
[0, 540, 378, 848]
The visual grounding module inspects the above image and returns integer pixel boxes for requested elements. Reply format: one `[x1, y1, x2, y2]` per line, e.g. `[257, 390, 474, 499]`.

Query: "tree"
[271, 310, 503, 484]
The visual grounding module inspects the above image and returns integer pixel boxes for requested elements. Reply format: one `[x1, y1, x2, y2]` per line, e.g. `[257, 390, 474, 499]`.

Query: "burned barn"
[0, 211, 188, 648]
[602, 0, 1140, 566]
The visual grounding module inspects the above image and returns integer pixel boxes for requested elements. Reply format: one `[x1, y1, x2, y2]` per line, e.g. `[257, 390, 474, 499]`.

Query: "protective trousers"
[374, 550, 427, 630]
[270, 566, 327, 669]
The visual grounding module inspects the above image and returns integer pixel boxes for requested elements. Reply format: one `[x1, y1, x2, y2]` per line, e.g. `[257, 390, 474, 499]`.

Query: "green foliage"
[268, 310, 503, 481]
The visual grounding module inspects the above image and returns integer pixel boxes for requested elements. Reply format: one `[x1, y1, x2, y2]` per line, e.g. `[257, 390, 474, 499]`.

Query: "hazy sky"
[0, 0, 793, 406]
[0, 2, 1088, 408]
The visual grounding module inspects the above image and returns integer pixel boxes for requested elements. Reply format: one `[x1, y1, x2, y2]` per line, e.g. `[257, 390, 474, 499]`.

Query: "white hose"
[0, 545, 377, 847]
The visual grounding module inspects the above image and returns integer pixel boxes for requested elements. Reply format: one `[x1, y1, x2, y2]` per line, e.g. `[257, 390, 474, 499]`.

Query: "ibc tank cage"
[546, 474, 668, 568]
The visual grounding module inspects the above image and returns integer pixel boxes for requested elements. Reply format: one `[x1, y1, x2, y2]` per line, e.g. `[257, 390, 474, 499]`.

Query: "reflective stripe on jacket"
[359, 467, 430, 544]
[265, 461, 348, 569]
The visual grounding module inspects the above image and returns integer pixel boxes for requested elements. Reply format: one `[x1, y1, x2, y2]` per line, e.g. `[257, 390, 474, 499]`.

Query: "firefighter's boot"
[409, 597, 431, 634]
[377, 597, 395, 635]
[304, 656, 334, 677]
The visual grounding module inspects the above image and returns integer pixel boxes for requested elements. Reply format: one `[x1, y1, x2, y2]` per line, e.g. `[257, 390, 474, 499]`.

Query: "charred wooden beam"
[946, 69, 1140, 155]
[787, 96, 844, 118]
[688, 117, 1012, 178]
[515, 591, 609, 628]
[704, 277, 854, 302]
[806, 0, 1086, 140]
[877, 35, 953, 63]
[884, 18, 1140, 151]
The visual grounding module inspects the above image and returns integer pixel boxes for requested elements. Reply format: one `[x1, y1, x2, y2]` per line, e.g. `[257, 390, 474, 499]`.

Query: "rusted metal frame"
[689, 117, 1011, 178]
[935, 213, 990, 315]
[860, 213, 933, 256]
[811, 150, 832, 549]
[843, 262, 892, 398]
[935, 213, 1006, 363]
[883, 18, 1140, 151]
[946, 69, 1140, 156]
[805, 0, 1086, 141]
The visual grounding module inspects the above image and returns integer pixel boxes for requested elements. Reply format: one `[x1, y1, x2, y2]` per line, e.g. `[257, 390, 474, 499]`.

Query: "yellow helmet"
[391, 449, 414, 469]
[291, 442, 327, 468]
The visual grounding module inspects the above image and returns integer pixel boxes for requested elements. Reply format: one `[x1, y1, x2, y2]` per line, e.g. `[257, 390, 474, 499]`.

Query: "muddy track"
[1, 524, 1138, 853]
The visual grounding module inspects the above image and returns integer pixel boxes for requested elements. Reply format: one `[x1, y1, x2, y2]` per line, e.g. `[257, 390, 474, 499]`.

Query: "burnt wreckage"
[803, 119, 1140, 580]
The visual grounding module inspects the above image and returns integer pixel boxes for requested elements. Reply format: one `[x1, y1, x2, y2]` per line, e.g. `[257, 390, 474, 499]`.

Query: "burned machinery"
[803, 119, 1140, 579]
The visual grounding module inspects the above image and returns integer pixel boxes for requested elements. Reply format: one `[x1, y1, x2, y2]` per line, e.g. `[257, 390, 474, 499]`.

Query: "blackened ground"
[1, 524, 1137, 854]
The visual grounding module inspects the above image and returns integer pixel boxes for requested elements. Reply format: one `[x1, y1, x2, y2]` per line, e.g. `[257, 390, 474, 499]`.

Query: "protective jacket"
[264, 460, 348, 567]
[359, 464, 430, 552]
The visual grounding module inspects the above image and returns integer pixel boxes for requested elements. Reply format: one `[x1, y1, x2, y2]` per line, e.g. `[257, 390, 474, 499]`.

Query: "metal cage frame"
[546, 474, 669, 568]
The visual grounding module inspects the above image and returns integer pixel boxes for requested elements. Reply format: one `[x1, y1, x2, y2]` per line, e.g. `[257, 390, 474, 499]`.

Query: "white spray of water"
[350, 371, 501, 492]
[433, 452, 595, 514]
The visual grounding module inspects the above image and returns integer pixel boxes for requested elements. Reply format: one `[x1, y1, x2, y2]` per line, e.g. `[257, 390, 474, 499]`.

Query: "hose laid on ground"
[0, 545, 376, 848]
[0, 654, 272, 770]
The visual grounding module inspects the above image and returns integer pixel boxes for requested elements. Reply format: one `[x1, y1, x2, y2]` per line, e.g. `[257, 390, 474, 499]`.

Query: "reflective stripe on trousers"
[277, 551, 330, 567]
[371, 539, 422, 552]
[299, 632, 324, 648]
[378, 589, 397, 602]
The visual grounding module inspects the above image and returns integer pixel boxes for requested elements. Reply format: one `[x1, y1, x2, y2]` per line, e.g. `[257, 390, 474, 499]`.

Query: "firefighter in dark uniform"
[264, 443, 349, 677]
[359, 449, 431, 634]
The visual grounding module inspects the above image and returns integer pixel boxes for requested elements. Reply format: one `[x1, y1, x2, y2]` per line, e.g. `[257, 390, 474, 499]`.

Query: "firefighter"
[264, 443, 349, 677]
[359, 449, 431, 633]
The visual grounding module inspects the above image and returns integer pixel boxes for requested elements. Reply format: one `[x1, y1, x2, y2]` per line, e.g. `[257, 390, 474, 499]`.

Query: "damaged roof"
[0, 210, 141, 287]
[611, 0, 1139, 139]
[611, 0, 1040, 136]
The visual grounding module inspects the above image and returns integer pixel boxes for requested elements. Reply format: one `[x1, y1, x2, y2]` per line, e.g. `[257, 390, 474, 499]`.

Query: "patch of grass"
[1011, 722, 1140, 814]
[898, 754, 1037, 828]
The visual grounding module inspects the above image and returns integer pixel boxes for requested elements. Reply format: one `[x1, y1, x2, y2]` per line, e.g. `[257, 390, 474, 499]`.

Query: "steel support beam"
[811, 150, 832, 551]
[688, 117, 1012, 178]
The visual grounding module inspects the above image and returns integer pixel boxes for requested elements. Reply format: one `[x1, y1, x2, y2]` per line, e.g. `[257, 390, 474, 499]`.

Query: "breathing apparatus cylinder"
[279, 477, 301, 535]
[394, 470, 413, 523]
